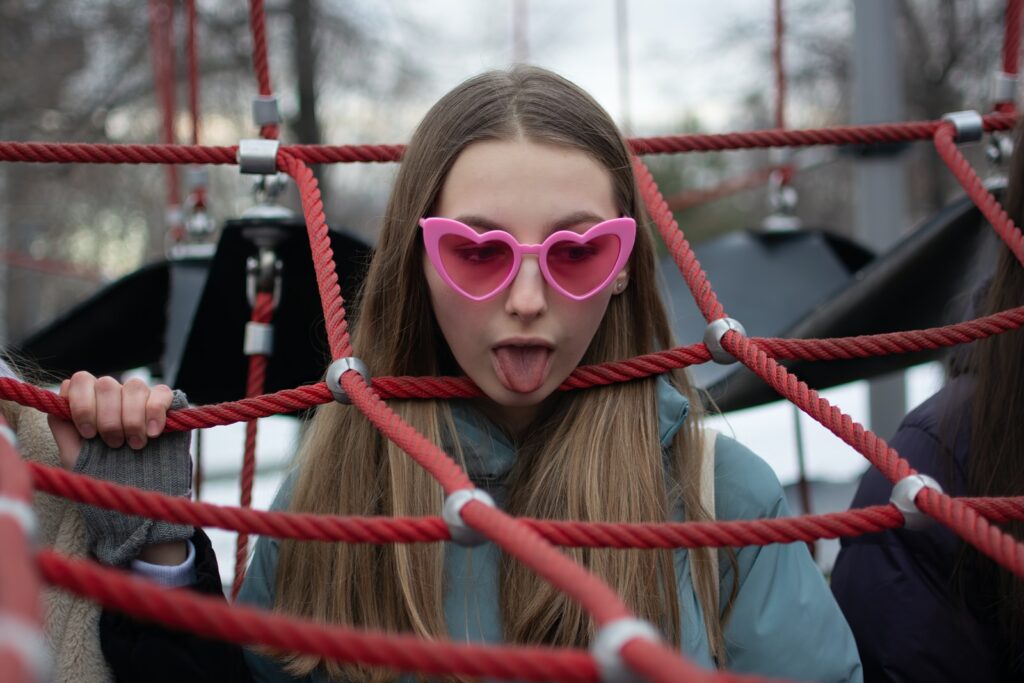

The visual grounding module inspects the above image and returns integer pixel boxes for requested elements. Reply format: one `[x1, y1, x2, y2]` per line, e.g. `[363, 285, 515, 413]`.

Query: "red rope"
[934, 123, 1024, 265]
[37, 549, 600, 682]
[186, 0, 200, 146]
[28, 457, 1024, 548]
[0, 418, 44, 683]
[280, 152, 353, 358]
[636, 157, 727, 321]
[231, 291, 274, 599]
[148, 0, 183, 243]
[774, 0, 785, 131]
[248, 0, 278, 139]
[1000, 0, 1023, 113]
[0, 113, 1016, 169]
[665, 165, 779, 212]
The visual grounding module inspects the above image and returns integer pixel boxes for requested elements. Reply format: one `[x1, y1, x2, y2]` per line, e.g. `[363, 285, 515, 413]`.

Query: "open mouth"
[491, 344, 554, 394]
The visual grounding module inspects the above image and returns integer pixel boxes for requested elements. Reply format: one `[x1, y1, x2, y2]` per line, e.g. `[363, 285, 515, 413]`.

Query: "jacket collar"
[449, 375, 690, 481]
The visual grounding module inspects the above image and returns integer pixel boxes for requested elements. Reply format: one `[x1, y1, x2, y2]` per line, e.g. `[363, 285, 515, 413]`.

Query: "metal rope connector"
[252, 95, 281, 127]
[940, 110, 984, 144]
[591, 618, 662, 683]
[991, 70, 1018, 105]
[890, 473, 943, 530]
[703, 317, 747, 364]
[237, 138, 280, 175]
[243, 322, 274, 356]
[326, 357, 372, 404]
[442, 488, 496, 546]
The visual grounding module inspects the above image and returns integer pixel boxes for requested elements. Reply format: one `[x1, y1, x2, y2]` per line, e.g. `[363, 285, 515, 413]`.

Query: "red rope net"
[4, 2, 1024, 682]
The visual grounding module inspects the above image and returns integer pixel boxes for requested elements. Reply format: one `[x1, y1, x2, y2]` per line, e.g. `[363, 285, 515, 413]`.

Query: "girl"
[831, 128, 1024, 682]
[56, 66, 861, 682]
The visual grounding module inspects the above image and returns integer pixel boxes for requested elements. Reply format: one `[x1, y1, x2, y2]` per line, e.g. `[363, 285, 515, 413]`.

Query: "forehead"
[434, 138, 618, 237]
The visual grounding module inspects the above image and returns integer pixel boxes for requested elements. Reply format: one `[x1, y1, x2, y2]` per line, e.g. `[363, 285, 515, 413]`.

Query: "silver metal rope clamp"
[442, 488, 496, 546]
[890, 473, 943, 530]
[237, 138, 280, 175]
[703, 317, 747, 364]
[591, 618, 662, 683]
[941, 110, 984, 144]
[243, 322, 274, 356]
[326, 357, 372, 404]
[991, 70, 1018, 104]
[252, 95, 281, 127]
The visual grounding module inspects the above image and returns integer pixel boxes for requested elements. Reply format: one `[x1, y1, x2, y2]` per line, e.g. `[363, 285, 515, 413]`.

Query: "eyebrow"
[453, 210, 609, 235]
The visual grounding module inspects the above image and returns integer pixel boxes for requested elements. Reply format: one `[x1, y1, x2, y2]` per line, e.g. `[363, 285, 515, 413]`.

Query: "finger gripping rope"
[442, 489, 496, 546]
[890, 474, 944, 530]
[591, 619, 662, 683]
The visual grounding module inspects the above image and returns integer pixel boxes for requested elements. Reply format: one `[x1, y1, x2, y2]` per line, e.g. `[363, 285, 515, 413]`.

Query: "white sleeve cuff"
[131, 540, 196, 588]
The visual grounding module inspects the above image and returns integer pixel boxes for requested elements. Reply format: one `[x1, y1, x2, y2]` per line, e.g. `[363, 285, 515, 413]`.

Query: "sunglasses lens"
[438, 234, 515, 297]
[546, 234, 621, 297]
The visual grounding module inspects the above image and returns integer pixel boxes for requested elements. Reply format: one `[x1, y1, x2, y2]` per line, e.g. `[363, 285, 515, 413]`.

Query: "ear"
[612, 270, 629, 295]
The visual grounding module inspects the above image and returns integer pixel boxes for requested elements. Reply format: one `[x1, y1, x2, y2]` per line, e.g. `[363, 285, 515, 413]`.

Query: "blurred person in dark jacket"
[831, 129, 1024, 682]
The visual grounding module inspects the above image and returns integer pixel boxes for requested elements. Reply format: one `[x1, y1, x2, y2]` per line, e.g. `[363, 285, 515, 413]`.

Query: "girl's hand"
[47, 371, 175, 470]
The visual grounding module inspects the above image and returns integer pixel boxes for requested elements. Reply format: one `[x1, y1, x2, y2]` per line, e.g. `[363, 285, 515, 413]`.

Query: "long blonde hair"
[274, 66, 730, 681]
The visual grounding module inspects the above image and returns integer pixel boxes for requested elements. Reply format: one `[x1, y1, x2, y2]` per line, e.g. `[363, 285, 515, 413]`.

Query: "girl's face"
[425, 138, 627, 432]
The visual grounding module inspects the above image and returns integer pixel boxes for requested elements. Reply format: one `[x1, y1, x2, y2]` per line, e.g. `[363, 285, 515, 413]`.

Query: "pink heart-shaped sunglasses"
[419, 217, 636, 302]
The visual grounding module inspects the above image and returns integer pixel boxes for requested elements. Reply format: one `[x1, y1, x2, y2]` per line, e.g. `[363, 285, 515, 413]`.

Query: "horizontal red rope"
[37, 549, 599, 682]
[27, 457, 1024, 548]
[0, 142, 237, 165]
[0, 112, 1016, 169]
[2, 304, 1022, 434]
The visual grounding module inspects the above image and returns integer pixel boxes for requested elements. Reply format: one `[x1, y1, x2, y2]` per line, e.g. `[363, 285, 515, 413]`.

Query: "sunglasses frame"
[419, 216, 636, 301]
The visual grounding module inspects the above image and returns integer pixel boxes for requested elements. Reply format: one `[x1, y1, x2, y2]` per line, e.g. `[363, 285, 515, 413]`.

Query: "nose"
[504, 256, 547, 322]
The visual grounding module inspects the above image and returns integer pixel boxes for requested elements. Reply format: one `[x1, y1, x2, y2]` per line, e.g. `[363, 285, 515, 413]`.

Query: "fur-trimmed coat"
[6, 401, 113, 683]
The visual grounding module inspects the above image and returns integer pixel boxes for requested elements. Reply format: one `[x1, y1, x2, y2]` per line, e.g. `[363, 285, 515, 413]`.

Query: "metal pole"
[852, 0, 908, 439]
[615, 0, 632, 136]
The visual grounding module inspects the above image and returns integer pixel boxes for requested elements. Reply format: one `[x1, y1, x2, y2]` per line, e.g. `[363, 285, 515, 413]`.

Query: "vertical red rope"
[934, 124, 1024, 265]
[634, 157, 727, 322]
[773, 0, 786, 130]
[999, 0, 1022, 112]
[231, 291, 274, 599]
[280, 153, 352, 358]
[186, 0, 200, 146]
[0, 418, 45, 683]
[148, 0, 183, 242]
[248, 0, 279, 139]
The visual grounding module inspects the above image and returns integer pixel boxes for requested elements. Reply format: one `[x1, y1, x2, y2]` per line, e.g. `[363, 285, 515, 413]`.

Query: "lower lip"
[491, 345, 555, 394]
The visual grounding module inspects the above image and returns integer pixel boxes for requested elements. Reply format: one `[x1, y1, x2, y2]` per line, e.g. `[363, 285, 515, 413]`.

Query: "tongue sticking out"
[493, 346, 552, 393]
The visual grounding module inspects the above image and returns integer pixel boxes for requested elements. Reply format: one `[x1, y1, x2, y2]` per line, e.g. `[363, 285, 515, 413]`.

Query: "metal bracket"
[252, 95, 281, 127]
[243, 322, 275, 356]
[992, 70, 1018, 104]
[326, 357, 372, 404]
[890, 473, 943, 530]
[442, 489, 496, 546]
[245, 249, 283, 309]
[591, 618, 662, 683]
[237, 138, 281, 175]
[702, 317, 747, 364]
[941, 110, 984, 144]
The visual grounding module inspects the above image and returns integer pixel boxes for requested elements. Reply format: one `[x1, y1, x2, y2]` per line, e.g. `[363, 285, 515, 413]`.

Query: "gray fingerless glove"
[73, 390, 193, 567]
